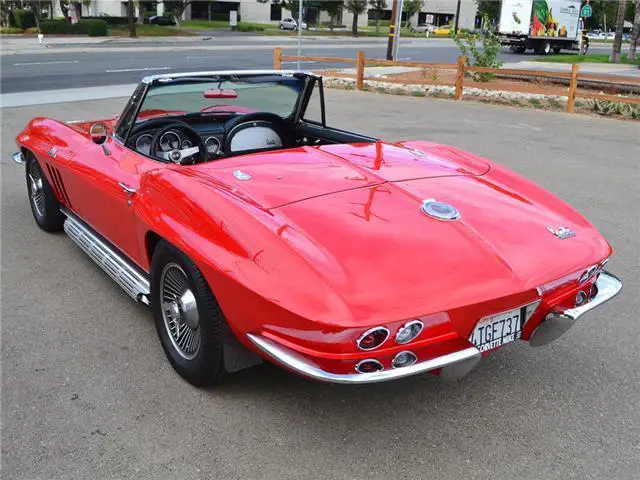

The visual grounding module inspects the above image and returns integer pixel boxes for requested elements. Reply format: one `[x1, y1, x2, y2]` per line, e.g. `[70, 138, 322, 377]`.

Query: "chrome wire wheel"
[160, 262, 201, 360]
[28, 161, 45, 218]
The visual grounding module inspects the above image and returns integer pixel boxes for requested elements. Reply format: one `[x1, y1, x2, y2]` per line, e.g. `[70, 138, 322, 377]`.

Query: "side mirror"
[89, 123, 109, 145]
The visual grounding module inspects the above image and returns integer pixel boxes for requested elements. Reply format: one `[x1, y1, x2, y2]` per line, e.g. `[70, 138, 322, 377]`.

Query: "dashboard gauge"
[181, 139, 192, 149]
[159, 131, 181, 151]
[135, 134, 153, 156]
[205, 136, 220, 155]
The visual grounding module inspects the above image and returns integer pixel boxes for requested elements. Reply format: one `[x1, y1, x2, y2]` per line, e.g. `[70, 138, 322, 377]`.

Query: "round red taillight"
[355, 359, 384, 373]
[356, 327, 389, 351]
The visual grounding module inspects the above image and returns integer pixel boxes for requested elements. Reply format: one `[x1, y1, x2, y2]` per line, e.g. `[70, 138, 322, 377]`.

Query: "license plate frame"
[469, 306, 525, 353]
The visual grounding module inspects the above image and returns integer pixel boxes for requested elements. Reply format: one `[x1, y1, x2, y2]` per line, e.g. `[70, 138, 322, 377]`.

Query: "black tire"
[25, 152, 64, 232]
[279, 24, 284, 30]
[151, 240, 226, 386]
[553, 46, 562, 54]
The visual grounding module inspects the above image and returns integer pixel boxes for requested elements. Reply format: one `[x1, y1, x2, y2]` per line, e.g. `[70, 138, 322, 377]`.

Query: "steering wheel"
[147, 121, 207, 165]
[223, 112, 292, 158]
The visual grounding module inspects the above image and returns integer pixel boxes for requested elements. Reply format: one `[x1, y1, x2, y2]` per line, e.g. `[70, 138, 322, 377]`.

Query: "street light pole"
[392, 0, 404, 59]
[297, 0, 303, 69]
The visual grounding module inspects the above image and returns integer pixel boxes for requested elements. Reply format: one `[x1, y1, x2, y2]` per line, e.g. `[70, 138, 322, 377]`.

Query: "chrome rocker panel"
[62, 211, 151, 305]
[529, 271, 622, 347]
[247, 333, 482, 384]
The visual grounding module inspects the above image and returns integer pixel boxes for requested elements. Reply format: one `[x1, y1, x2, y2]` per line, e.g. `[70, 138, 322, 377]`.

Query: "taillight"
[355, 359, 384, 373]
[356, 327, 389, 351]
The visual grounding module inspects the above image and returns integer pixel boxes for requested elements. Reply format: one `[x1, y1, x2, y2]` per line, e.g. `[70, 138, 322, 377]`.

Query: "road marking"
[14, 60, 80, 66]
[105, 66, 172, 73]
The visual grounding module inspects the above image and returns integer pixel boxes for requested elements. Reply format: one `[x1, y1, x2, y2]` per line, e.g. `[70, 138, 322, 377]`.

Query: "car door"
[63, 134, 159, 267]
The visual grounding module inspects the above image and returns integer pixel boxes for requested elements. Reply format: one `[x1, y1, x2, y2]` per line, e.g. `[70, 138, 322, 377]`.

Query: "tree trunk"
[127, 0, 136, 37]
[352, 12, 358, 35]
[609, 0, 627, 63]
[32, 1, 42, 31]
[628, 0, 640, 60]
[375, 11, 380, 33]
[60, 0, 69, 21]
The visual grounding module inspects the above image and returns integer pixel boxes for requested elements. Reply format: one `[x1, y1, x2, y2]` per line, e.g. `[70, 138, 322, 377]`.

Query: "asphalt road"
[2, 89, 639, 479]
[0, 36, 618, 94]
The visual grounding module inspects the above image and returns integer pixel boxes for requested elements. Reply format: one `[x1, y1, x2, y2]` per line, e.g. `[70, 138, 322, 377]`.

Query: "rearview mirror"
[203, 88, 238, 99]
[89, 123, 109, 145]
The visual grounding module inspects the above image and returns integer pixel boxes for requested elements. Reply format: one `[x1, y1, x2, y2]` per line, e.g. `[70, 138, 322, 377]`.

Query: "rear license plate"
[469, 307, 523, 353]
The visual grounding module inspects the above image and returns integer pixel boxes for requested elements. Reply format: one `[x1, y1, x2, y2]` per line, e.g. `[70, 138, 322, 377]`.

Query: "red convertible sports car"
[13, 71, 622, 386]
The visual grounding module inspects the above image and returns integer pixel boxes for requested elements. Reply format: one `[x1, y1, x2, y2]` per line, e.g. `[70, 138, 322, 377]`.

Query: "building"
[368, 0, 478, 29]
[54, 1, 476, 30]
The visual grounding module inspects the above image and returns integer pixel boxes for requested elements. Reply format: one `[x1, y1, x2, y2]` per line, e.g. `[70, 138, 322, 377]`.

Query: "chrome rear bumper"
[529, 271, 622, 347]
[247, 333, 481, 384]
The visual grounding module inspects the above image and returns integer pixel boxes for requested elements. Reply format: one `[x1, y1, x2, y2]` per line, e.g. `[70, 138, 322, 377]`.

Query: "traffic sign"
[580, 4, 592, 18]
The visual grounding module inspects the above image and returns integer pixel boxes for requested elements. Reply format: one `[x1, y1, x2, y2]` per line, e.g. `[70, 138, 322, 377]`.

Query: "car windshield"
[135, 74, 305, 123]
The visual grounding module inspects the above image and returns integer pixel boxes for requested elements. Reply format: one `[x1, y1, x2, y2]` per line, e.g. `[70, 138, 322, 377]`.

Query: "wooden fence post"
[454, 56, 466, 100]
[274, 47, 282, 70]
[356, 50, 366, 91]
[566, 63, 579, 113]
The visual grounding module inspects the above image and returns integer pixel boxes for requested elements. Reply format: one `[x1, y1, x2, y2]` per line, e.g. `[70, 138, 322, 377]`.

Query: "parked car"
[279, 17, 307, 30]
[148, 15, 175, 26]
[598, 32, 616, 40]
[12, 70, 622, 387]
[410, 23, 435, 34]
[433, 25, 451, 35]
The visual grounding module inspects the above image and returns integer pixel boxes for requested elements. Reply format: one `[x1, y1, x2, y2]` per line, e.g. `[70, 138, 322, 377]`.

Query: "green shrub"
[11, 9, 36, 29]
[0, 27, 25, 34]
[84, 16, 136, 26]
[39, 19, 108, 36]
[451, 15, 502, 82]
[83, 19, 108, 36]
[236, 22, 264, 32]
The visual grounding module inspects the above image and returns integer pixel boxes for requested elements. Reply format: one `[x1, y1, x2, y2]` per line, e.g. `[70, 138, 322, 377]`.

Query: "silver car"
[279, 17, 307, 30]
[410, 23, 435, 34]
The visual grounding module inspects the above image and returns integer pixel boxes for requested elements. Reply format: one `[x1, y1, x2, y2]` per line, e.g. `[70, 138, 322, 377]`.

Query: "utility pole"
[386, 0, 398, 60]
[386, 0, 404, 60]
[454, 0, 461, 32]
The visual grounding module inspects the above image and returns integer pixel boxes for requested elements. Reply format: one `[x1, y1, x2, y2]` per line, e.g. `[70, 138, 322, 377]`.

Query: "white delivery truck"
[498, 0, 583, 54]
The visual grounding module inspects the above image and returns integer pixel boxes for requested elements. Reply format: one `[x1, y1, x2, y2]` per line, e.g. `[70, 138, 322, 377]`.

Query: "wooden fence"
[273, 47, 640, 114]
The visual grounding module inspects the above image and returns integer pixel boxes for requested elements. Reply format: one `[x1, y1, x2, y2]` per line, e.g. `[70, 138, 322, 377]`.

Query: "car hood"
[187, 141, 489, 209]
[270, 172, 611, 325]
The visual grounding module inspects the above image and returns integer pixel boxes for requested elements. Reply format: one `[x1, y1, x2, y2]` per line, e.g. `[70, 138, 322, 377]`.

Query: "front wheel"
[151, 240, 226, 386]
[25, 153, 64, 232]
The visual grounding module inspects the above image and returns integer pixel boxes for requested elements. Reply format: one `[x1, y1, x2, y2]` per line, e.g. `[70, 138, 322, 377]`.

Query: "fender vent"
[46, 164, 72, 207]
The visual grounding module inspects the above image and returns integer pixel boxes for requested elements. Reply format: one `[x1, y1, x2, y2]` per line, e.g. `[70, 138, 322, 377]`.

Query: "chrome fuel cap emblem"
[233, 169, 252, 181]
[421, 199, 460, 221]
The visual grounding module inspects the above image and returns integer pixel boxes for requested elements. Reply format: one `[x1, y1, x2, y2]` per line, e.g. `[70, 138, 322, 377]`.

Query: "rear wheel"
[151, 240, 226, 386]
[25, 153, 64, 232]
[536, 41, 552, 55]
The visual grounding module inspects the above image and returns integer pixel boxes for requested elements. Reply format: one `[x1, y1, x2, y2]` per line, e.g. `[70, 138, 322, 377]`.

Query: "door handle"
[118, 182, 136, 195]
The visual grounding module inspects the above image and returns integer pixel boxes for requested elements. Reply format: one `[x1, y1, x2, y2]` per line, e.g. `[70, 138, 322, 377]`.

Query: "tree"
[402, 0, 422, 27]
[59, 0, 70, 20]
[610, 0, 627, 62]
[475, 0, 500, 24]
[629, 0, 640, 60]
[82, 0, 92, 16]
[346, 0, 367, 35]
[127, 0, 136, 37]
[321, 0, 343, 30]
[135, 0, 145, 24]
[162, 1, 192, 28]
[272, 0, 300, 20]
[369, 0, 386, 33]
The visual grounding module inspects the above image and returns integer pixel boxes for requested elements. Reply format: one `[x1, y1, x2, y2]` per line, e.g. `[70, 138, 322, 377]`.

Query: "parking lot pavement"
[2, 91, 639, 480]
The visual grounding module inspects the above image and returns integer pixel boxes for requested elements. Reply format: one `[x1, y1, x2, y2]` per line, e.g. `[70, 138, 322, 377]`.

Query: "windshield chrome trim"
[142, 70, 319, 85]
